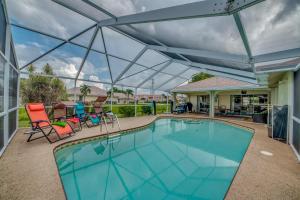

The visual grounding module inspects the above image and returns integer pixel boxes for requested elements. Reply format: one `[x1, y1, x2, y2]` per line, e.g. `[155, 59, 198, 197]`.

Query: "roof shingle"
[172, 76, 262, 92]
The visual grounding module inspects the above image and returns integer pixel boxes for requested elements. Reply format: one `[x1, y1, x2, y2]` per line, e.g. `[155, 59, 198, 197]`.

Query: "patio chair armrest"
[32, 120, 49, 123]
[31, 120, 51, 126]
[54, 116, 66, 121]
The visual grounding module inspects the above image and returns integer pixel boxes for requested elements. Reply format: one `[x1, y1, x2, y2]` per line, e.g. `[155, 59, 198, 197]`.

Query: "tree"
[190, 72, 213, 83]
[80, 84, 91, 102]
[20, 64, 68, 105]
[107, 87, 121, 96]
[125, 89, 134, 103]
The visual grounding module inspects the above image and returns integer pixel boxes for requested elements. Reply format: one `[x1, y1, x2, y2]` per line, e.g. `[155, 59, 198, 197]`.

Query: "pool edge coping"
[53, 116, 255, 153]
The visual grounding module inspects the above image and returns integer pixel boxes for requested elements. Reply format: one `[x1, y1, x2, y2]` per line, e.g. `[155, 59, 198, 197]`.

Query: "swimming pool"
[55, 118, 253, 200]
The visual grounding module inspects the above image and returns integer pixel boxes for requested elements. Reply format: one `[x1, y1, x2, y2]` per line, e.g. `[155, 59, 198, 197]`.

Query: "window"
[230, 94, 268, 115]
[197, 95, 210, 113]
[0, 117, 3, 152]
[9, 110, 17, 137]
[293, 69, 300, 156]
[0, 56, 4, 113]
[0, 2, 6, 53]
[9, 67, 18, 109]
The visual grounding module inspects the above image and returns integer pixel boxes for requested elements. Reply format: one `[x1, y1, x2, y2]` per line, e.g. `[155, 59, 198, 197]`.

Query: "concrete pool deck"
[0, 114, 300, 200]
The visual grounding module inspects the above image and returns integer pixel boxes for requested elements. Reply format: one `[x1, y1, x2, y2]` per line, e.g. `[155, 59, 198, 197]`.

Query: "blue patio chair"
[75, 102, 100, 127]
[174, 104, 186, 114]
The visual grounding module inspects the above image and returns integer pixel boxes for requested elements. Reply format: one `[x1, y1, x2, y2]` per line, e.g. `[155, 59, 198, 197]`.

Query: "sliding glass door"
[197, 95, 210, 113]
[293, 69, 300, 157]
[230, 94, 268, 115]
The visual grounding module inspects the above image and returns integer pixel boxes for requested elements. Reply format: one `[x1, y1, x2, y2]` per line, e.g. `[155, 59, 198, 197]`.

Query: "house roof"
[112, 92, 134, 100]
[256, 57, 300, 72]
[67, 86, 107, 96]
[137, 94, 166, 98]
[172, 76, 266, 93]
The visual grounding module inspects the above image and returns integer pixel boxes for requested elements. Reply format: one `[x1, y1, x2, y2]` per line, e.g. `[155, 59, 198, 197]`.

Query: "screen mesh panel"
[79, 51, 111, 83]
[293, 120, 300, 156]
[117, 69, 156, 88]
[294, 69, 300, 118]
[0, 117, 3, 152]
[121, 64, 147, 79]
[129, 16, 247, 55]
[102, 27, 145, 61]
[52, 0, 111, 22]
[108, 56, 130, 82]
[180, 68, 203, 79]
[6, 0, 95, 39]
[159, 77, 186, 91]
[136, 49, 169, 67]
[9, 110, 17, 137]
[184, 55, 252, 71]
[91, 31, 105, 52]
[9, 67, 18, 109]
[161, 63, 189, 75]
[240, 0, 300, 55]
[71, 27, 96, 48]
[143, 73, 173, 89]
[0, 3, 6, 53]
[11, 26, 64, 67]
[10, 43, 17, 67]
[0, 56, 4, 113]
[25, 43, 87, 78]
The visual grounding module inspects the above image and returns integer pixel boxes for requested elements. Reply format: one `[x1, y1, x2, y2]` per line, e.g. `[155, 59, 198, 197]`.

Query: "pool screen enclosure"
[0, 0, 299, 155]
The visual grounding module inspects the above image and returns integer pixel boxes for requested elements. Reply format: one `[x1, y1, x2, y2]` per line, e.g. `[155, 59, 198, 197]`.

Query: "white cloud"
[96, 0, 137, 16]
[15, 43, 44, 66]
[7, 0, 94, 39]
[89, 76, 104, 88]
[240, 0, 300, 55]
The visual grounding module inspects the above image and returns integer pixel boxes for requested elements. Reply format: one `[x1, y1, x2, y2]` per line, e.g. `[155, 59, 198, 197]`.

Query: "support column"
[172, 92, 177, 112]
[151, 78, 154, 97]
[73, 80, 77, 102]
[209, 91, 215, 118]
[134, 88, 137, 117]
[3, 23, 11, 145]
[166, 95, 169, 113]
[110, 84, 113, 111]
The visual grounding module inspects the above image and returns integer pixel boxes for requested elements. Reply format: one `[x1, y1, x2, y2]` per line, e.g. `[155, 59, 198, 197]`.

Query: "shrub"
[141, 105, 152, 115]
[118, 106, 135, 117]
[102, 106, 110, 113]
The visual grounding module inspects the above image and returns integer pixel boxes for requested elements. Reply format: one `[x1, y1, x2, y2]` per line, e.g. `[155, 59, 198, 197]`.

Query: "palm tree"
[80, 84, 91, 102]
[125, 89, 133, 104]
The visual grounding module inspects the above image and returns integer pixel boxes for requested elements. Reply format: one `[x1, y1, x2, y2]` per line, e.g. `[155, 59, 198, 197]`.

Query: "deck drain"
[260, 150, 273, 156]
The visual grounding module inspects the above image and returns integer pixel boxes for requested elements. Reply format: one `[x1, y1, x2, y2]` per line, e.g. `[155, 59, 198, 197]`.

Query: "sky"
[6, 0, 300, 91]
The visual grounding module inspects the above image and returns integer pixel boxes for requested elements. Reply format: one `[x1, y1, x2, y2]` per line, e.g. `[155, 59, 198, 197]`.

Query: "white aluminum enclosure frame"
[0, 0, 20, 156]
[1, 0, 299, 161]
[3, 0, 298, 92]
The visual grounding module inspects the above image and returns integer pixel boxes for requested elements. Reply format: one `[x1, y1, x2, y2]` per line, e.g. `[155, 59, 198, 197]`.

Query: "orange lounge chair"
[25, 103, 74, 143]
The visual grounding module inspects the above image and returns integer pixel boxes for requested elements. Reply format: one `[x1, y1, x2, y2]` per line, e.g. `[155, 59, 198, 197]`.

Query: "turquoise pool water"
[55, 118, 253, 200]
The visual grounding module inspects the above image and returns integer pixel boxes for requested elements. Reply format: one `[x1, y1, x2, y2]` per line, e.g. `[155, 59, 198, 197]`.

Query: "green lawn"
[18, 103, 171, 128]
